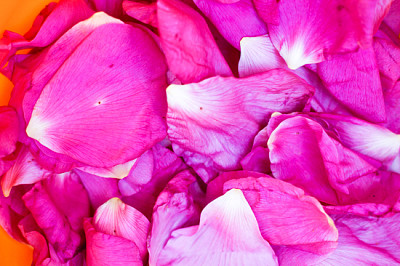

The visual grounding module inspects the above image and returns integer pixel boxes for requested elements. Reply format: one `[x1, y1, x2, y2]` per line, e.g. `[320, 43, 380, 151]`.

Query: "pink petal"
[383, 0, 400, 38]
[158, 189, 278, 265]
[193, 0, 267, 49]
[93, 198, 149, 259]
[0, 107, 18, 157]
[24, 13, 168, 168]
[76, 158, 137, 180]
[84, 218, 142, 266]
[384, 82, 400, 134]
[123, 0, 157, 27]
[240, 146, 270, 173]
[308, 113, 400, 173]
[157, 0, 232, 83]
[167, 70, 314, 182]
[268, 0, 377, 69]
[148, 170, 203, 265]
[87, 0, 123, 17]
[222, 175, 339, 249]
[1, 146, 50, 197]
[316, 46, 386, 123]
[268, 115, 379, 205]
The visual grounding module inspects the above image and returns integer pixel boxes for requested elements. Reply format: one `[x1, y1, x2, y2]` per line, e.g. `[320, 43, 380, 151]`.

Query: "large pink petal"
[25, 13, 168, 168]
[222, 175, 338, 249]
[84, 218, 142, 266]
[157, 0, 232, 83]
[148, 170, 204, 265]
[268, 0, 377, 69]
[158, 189, 278, 265]
[167, 70, 314, 182]
[317, 46, 385, 123]
[0, 107, 18, 157]
[193, 0, 267, 50]
[93, 198, 149, 259]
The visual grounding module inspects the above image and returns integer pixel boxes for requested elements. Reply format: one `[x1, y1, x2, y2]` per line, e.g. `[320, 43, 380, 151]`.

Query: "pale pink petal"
[24, 13, 168, 168]
[84, 218, 142, 266]
[93, 198, 149, 259]
[158, 189, 278, 266]
[193, 0, 267, 49]
[238, 34, 286, 77]
[157, 0, 232, 83]
[76, 158, 137, 180]
[308, 113, 400, 173]
[268, 0, 377, 69]
[1, 146, 50, 197]
[316, 46, 386, 123]
[0, 106, 18, 157]
[167, 70, 314, 182]
[223, 175, 338, 249]
[149, 170, 204, 265]
[123, 0, 157, 27]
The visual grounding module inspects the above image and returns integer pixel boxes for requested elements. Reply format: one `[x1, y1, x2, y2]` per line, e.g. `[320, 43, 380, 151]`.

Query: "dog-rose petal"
[157, 0, 232, 83]
[158, 189, 278, 266]
[93, 197, 149, 259]
[167, 70, 314, 182]
[193, 0, 267, 50]
[25, 12, 168, 168]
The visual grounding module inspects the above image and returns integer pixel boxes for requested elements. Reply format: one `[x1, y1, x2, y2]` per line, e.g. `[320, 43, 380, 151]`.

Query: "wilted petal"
[193, 0, 267, 49]
[157, 0, 232, 83]
[25, 13, 168, 168]
[167, 70, 314, 182]
[93, 198, 149, 259]
[0, 106, 18, 157]
[149, 170, 203, 265]
[158, 189, 278, 265]
[123, 0, 157, 27]
[222, 175, 338, 250]
[84, 219, 142, 266]
[268, 0, 377, 69]
[1, 146, 50, 197]
[317, 46, 385, 123]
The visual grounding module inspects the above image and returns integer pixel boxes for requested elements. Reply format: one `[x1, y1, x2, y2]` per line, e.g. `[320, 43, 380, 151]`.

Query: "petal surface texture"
[158, 189, 278, 266]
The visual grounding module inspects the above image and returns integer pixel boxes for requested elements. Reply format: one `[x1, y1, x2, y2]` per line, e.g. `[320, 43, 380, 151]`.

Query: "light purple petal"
[167, 70, 314, 182]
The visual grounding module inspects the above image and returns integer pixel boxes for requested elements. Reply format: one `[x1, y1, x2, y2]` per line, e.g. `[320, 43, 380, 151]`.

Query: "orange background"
[0, 0, 57, 265]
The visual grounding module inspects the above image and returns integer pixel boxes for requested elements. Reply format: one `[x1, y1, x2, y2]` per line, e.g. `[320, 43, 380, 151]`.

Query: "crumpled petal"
[84, 218, 142, 266]
[316, 46, 386, 123]
[222, 175, 338, 251]
[157, 0, 232, 83]
[158, 189, 278, 266]
[148, 170, 204, 265]
[267, 0, 378, 69]
[93, 198, 149, 259]
[308, 113, 400, 174]
[193, 0, 267, 50]
[167, 69, 314, 182]
[0, 106, 18, 157]
[1, 146, 50, 197]
[25, 12, 168, 168]
[123, 0, 157, 27]
[267, 115, 382, 205]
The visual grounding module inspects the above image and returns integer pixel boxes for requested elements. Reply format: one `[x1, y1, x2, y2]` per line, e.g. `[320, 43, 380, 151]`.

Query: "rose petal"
[157, 0, 232, 83]
[0, 106, 18, 157]
[123, 0, 157, 27]
[167, 69, 314, 182]
[158, 189, 278, 265]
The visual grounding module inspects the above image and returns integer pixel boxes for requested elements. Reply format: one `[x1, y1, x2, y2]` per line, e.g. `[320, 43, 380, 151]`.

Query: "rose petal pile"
[0, 0, 400, 265]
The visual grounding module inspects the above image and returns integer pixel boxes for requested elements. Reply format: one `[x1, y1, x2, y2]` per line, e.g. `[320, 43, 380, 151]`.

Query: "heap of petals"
[0, 0, 399, 265]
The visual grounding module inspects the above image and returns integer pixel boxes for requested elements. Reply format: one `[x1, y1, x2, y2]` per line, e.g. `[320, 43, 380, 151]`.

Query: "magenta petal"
[93, 198, 149, 259]
[157, 0, 232, 83]
[84, 218, 142, 266]
[223, 175, 338, 249]
[383, 0, 400, 38]
[123, 0, 157, 27]
[193, 0, 267, 49]
[317, 47, 386, 123]
[149, 170, 203, 265]
[88, 0, 123, 16]
[158, 189, 278, 265]
[167, 70, 314, 182]
[384, 82, 400, 134]
[268, 0, 377, 69]
[25, 13, 168, 168]
[0, 106, 18, 157]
